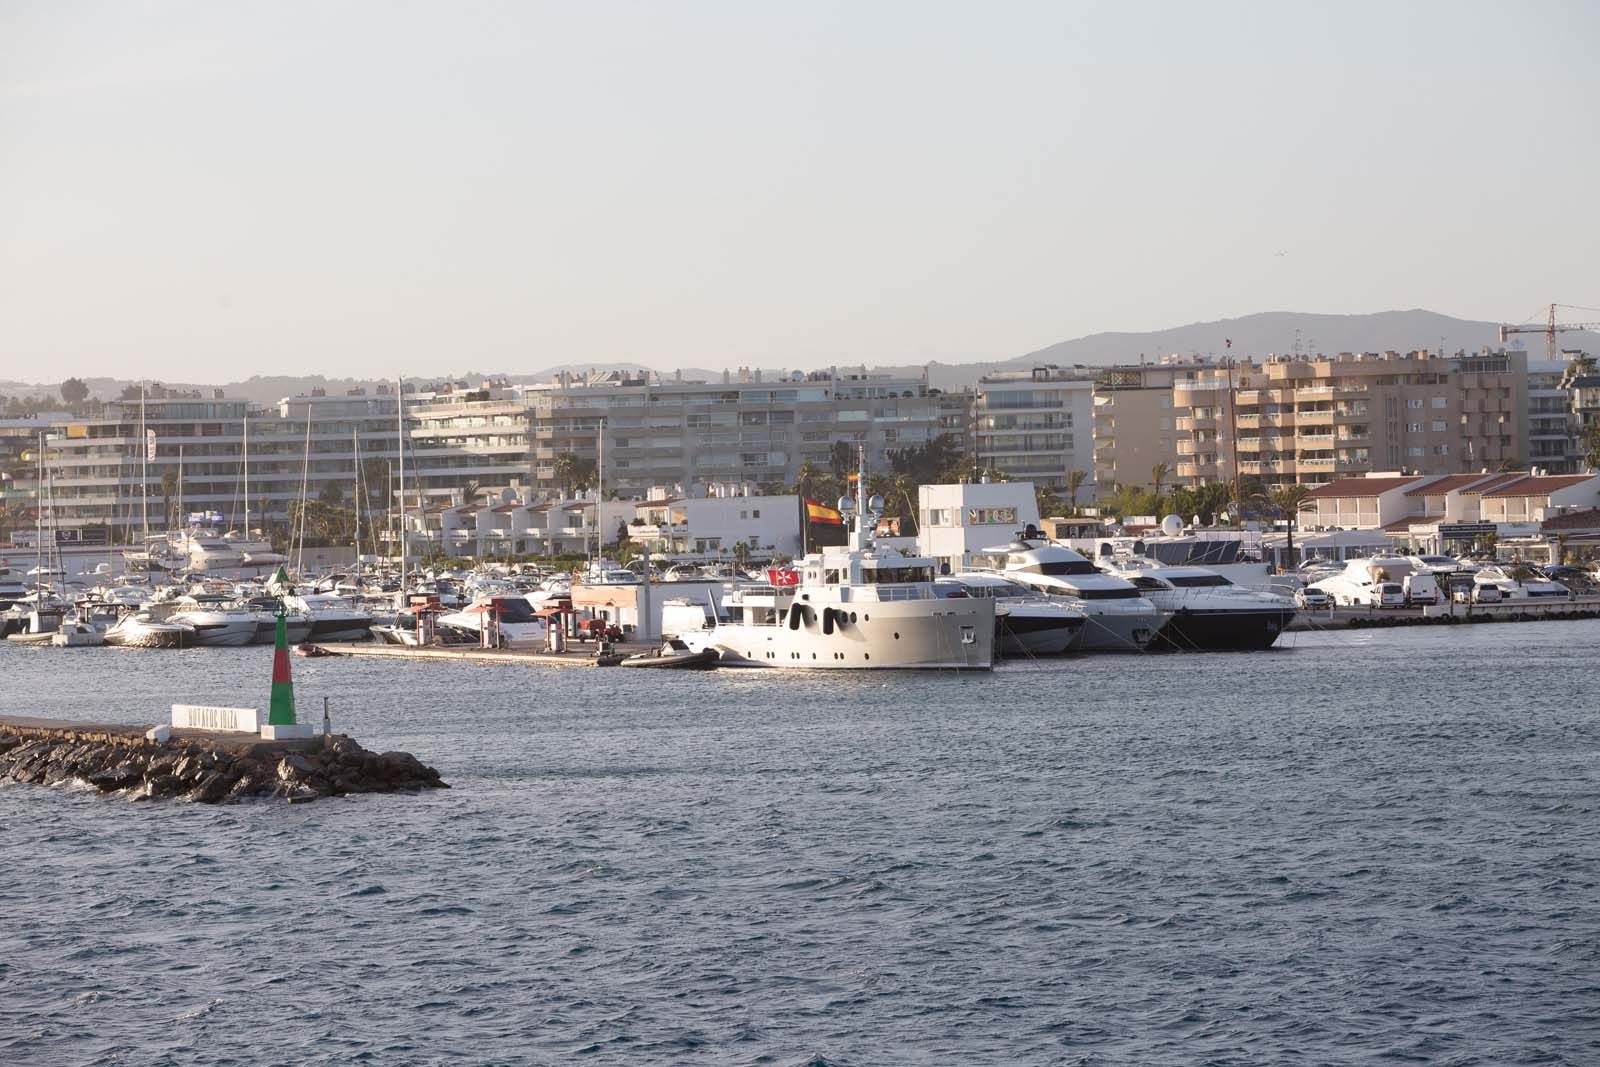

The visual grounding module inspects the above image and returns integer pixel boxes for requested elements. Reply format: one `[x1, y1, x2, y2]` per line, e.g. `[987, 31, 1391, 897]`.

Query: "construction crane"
[1499, 303, 1600, 360]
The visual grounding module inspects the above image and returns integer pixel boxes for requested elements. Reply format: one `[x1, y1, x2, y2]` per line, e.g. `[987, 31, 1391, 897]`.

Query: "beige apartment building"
[1171, 349, 1528, 491]
[1091, 364, 1183, 493]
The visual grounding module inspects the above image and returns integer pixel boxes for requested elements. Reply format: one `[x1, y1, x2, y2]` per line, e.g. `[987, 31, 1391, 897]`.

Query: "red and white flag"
[766, 567, 799, 587]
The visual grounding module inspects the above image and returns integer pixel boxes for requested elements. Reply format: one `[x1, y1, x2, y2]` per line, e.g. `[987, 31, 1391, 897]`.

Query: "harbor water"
[3, 622, 1599, 1065]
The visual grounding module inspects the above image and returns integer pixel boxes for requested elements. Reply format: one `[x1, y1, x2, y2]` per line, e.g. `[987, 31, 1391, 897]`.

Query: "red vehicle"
[577, 618, 623, 642]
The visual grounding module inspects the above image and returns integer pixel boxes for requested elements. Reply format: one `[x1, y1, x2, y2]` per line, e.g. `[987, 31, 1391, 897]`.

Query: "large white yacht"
[946, 572, 1085, 656]
[1094, 557, 1297, 651]
[674, 454, 994, 670]
[979, 540, 1166, 652]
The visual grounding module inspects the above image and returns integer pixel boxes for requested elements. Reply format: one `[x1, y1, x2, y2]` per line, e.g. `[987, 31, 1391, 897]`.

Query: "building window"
[1431, 397, 1447, 408]
[1407, 422, 1423, 432]
[1407, 399, 1423, 409]
[1431, 420, 1447, 432]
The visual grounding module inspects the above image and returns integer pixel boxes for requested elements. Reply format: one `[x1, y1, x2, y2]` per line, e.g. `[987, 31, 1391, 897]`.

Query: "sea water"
[2, 622, 1598, 1064]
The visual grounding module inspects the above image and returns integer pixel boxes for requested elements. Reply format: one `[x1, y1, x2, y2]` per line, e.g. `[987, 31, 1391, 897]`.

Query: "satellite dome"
[837, 496, 856, 513]
[1161, 514, 1183, 537]
[867, 494, 885, 513]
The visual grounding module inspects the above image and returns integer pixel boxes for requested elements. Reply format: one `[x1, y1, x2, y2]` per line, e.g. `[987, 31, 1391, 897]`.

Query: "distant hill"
[6, 310, 1594, 402]
[1011, 308, 1598, 370]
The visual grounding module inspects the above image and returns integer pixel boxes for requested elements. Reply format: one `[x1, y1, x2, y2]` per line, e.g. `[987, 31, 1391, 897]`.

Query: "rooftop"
[1306, 476, 1426, 499]
[1402, 474, 1497, 497]
[1482, 475, 1596, 499]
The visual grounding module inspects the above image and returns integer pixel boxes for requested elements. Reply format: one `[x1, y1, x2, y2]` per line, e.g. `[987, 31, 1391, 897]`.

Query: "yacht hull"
[251, 617, 314, 645]
[996, 612, 1082, 657]
[168, 614, 257, 647]
[105, 625, 192, 649]
[1150, 607, 1297, 652]
[303, 615, 373, 643]
[684, 599, 994, 670]
[1071, 607, 1165, 652]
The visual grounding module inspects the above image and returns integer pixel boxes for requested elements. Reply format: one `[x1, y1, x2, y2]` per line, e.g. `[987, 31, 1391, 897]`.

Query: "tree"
[1035, 485, 1060, 522]
[60, 378, 89, 405]
[1064, 469, 1089, 514]
[160, 469, 178, 525]
[552, 452, 596, 497]
[795, 459, 823, 502]
[1268, 484, 1313, 569]
[318, 480, 344, 507]
[1151, 462, 1172, 500]
[1581, 421, 1600, 472]
[1497, 458, 1523, 473]
[828, 441, 855, 481]
[462, 479, 481, 506]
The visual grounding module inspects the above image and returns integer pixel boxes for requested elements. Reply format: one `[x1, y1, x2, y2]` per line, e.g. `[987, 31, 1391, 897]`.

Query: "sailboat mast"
[352, 427, 361, 579]
[242, 414, 250, 538]
[139, 382, 148, 544]
[596, 417, 604, 562]
[397, 377, 407, 601]
[35, 431, 43, 588]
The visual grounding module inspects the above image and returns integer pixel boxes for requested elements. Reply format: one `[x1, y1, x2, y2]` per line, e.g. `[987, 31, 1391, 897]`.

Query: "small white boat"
[51, 620, 106, 647]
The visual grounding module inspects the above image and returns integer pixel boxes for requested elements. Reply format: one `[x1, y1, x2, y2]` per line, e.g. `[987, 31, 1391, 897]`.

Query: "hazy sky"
[2, 1, 1597, 383]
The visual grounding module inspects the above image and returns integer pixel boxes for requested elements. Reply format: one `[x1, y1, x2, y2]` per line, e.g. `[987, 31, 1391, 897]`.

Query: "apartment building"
[972, 367, 1094, 492]
[1091, 363, 1183, 493]
[523, 366, 958, 498]
[626, 488, 803, 560]
[37, 382, 535, 542]
[1172, 349, 1528, 491]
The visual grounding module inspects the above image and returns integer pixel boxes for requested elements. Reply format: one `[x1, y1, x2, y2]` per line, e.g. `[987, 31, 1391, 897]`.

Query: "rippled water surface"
[3, 621, 1599, 1065]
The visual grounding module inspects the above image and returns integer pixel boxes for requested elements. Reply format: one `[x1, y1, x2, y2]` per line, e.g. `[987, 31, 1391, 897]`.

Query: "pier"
[0, 714, 446, 803]
[305, 641, 653, 667]
[1287, 595, 1600, 631]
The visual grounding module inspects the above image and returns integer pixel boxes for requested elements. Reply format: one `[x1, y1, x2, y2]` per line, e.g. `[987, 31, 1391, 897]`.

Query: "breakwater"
[0, 715, 446, 803]
[1288, 596, 1600, 631]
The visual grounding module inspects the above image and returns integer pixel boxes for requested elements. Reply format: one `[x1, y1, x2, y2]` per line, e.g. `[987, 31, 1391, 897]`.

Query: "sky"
[2, 0, 1597, 383]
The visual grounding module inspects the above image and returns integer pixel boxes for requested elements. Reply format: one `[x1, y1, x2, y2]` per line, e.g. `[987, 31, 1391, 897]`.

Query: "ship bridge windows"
[1067, 586, 1143, 600]
[1014, 559, 1096, 576]
[1166, 574, 1232, 588]
[862, 565, 933, 584]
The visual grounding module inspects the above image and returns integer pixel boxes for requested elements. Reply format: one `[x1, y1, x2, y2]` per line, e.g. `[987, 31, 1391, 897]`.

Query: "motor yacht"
[104, 612, 195, 649]
[282, 591, 375, 642]
[164, 596, 260, 647]
[1096, 558, 1297, 651]
[945, 573, 1085, 656]
[437, 596, 548, 649]
[1473, 564, 1574, 600]
[673, 453, 994, 670]
[980, 541, 1166, 652]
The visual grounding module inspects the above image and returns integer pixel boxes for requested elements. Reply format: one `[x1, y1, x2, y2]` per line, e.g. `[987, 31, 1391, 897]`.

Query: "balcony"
[1176, 461, 1218, 480]
[1175, 415, 1216, 432]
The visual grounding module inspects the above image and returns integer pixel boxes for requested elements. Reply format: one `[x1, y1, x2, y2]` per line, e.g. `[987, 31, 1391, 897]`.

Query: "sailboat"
[222, 414, 286, 566]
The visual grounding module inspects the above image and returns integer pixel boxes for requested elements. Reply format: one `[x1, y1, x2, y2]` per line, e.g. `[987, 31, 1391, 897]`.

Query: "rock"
[189, 770, 233, 804]
[146, 774, 186, 799]
[277, 753, 315, 781]
[145, 725, 171, 742]
[88, 764, 144, 792]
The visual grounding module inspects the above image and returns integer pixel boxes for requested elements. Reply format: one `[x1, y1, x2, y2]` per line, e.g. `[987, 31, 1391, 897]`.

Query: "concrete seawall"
[1287, 596, 1600, 632]
[0, 715, 447, 804]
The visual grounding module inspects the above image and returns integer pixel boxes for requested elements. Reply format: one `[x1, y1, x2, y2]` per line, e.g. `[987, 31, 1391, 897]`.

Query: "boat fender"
[822, 607, 835, 635]
[789, 605, 802, 630]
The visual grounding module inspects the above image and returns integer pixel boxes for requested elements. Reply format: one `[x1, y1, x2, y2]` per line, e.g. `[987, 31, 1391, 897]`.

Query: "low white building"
[627, 491, 802, 561]
[917, 481, 1042, 575]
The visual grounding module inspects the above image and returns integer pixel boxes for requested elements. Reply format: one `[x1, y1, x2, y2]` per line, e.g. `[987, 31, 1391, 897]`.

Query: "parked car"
[1294, 587, 1332, 609]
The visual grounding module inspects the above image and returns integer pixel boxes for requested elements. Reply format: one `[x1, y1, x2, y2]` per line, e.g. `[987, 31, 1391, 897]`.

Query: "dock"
[1288, 595, 1600, 632]
[305, 642, 653, 666]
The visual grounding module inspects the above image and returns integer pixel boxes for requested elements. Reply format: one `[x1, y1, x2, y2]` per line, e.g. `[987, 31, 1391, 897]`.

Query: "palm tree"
[463, 479, 482, 506]
[1151, 462, 1172, 501]
[160, 468, 178, 526]
[1268, 484, 1312, 569]
[1064, 469, 1089, 514]
[795, 459, 823, 502]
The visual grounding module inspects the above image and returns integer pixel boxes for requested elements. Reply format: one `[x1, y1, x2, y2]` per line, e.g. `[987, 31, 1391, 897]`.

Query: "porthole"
[893, 632, 900, 639]
[850, 612, 857, 623]
[864, 653, 870, 661]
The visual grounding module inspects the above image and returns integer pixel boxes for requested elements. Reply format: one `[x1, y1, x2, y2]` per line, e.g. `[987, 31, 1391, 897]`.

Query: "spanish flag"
[805, 499, 843, 525]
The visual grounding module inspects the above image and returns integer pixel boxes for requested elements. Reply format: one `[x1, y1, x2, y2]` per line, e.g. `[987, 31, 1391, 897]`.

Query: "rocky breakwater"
[0, 716, 448, 804]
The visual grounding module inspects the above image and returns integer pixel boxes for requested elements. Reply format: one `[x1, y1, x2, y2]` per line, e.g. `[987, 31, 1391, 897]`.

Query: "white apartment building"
[523, 366, 964, 498]
[627, 488, 802, 560]
[973, 367, 1094, 493]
